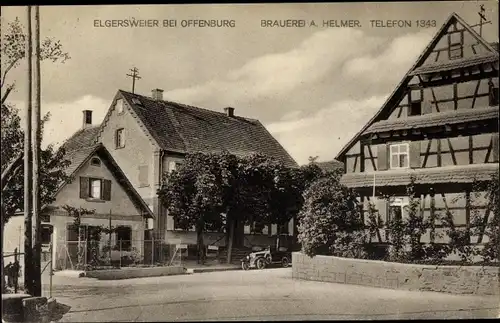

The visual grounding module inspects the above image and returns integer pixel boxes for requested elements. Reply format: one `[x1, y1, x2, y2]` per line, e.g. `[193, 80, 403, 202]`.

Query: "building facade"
[336, 13, 499, 246]
[93, 89, 298, 246]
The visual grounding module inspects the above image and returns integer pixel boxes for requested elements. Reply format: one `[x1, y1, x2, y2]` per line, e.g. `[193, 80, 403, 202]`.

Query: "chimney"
[152, 88, 164, 101]
[224, 107, 235, 117]
[82, 110, 92, 129]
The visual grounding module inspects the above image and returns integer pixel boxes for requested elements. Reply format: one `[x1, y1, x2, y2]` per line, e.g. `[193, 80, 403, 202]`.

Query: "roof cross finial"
[478, 4, 487, 37]
[126, 67, 141, 94]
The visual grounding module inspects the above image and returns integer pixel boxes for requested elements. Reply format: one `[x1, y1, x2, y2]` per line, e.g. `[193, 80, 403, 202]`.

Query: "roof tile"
[341, 163, 498, 188]
[364, 106, 499, 135]
[410, 53, 498, 76]
[119, 90, 298, 168]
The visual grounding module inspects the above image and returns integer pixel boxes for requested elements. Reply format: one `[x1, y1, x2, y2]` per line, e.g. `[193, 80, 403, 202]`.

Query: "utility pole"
[24, 5, 34, 296]
[478, 5, 486, 37]
[32, 5, 42, 297]
[126, 67, 141, 94]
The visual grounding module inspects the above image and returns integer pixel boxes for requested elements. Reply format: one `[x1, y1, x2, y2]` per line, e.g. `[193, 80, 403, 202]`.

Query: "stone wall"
[292, 252, 499, 296]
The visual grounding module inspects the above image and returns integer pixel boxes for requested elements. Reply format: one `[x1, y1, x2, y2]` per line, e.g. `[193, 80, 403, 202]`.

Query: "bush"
[297, 176, 366, 258]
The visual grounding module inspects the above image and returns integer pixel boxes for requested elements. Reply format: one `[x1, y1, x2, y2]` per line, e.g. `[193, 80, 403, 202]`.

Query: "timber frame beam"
[361, 120, 498, 145]
[408, 69, 498, 90]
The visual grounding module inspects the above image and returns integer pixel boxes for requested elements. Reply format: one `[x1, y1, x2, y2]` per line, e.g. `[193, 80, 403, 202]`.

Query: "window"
[388, 197, 409, 222]
[115, 128, 125, 148]
[89, 178, 102, 199]
[389, 143, 409, 169]
[41, 225, 53, 245]
[115, 226, 132, 251]
[251, 221, 266, 235]
[90, 157, 101, 167]
[116, 99, 124, 114]
[278, 223, 289, 235]
[168, 161, 183, 173]
[80, 177, 111, 200]
[409, 101, 422, 116]
[84, 110, 92, 125]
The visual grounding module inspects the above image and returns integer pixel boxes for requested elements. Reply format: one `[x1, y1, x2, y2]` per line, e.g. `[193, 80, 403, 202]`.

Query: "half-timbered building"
[336, 13, 499, 247]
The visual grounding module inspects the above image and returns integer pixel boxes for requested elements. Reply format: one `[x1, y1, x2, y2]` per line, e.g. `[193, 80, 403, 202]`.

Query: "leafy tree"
[469, 171, 499, 263]
[158, 151, 341, 263]
[1, 15, 70, 290]
[1, 17, 70, 103]
[479, 171, 500, 263]
[1, 15, 71, 224]
[158, 152, 228, 264]
[297, 175, 366, 258]
[1, 15, 71, 218]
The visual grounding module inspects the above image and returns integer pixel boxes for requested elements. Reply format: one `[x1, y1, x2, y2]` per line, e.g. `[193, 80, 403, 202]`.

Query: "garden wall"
[292, 252, 499, 296]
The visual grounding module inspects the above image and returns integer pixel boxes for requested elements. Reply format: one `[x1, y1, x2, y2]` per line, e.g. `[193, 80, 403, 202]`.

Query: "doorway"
[66, 224, 103, 268]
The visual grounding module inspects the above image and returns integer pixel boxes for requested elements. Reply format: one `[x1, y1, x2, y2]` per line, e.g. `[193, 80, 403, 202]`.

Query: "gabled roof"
[107, 90, 298, 168]
[61, 126, 100, 153]
[50, 139, 154, 219]
[335, 12, 499, 160]
[315, 160, 344, 172]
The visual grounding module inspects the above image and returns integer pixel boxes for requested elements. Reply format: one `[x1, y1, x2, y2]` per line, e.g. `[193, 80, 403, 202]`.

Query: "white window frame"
[89, 178, 102, 199]
[116, 128, 125, 148]
[389, 143, 410, 169]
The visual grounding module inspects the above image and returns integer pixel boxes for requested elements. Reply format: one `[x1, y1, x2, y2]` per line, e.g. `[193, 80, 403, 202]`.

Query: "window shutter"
[377, 144, 388, 171]
[492, 133, 499, 162]
[409, 141, 421, 168]
[103, 179, 112, 201]
[79, 177, 89, 199]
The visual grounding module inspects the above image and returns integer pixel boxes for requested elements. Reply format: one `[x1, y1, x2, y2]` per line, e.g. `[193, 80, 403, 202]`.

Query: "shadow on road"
[49, 302, 72, 322]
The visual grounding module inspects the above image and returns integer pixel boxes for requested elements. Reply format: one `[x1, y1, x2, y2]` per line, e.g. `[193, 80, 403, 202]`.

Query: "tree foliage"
[297, 174, 366, 258]
[1, 16, 71, 226]
[1, 105, 71, 225]
[158, 152, 335, 262]
[1, 17, 70, 91]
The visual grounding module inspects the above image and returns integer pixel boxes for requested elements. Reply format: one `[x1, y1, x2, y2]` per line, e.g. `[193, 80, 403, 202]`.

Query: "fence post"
[49, 242, 53, 299]
[151, 239, 154, 266]
[14, 248, 18, 293]
[119, 240, 122, 268]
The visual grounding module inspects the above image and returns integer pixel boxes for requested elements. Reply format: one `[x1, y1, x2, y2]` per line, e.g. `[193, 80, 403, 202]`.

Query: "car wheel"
[282, 257, 289, 268]
[241, 262, 250, 271]
[256, 258, 266, 270]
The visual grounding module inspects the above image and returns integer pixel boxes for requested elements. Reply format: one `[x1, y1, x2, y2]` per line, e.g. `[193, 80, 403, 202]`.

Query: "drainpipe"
[157, 150, 164, 239]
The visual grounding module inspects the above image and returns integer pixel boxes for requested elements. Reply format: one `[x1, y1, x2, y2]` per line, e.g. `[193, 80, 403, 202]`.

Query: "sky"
[2, 2, 498, 165]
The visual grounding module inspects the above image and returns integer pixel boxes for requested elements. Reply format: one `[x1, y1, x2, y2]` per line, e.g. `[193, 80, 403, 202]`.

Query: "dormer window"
[90, 157, 101, 167]
[116, 99, 124, 114]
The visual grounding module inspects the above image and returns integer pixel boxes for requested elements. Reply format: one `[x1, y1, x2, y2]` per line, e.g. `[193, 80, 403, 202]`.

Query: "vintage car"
[241, 245, 291, 270]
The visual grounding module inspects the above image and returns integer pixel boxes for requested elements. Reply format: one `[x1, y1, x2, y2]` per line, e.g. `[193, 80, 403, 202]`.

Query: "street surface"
[41, 268, 500, 321]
